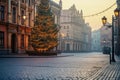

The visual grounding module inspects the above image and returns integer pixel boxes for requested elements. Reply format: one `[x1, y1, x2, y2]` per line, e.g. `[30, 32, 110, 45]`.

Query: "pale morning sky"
[53, 0, 117, 31]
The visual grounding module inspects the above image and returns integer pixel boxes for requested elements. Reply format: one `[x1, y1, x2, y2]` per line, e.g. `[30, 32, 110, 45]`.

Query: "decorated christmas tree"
[30, 0, 59, 54]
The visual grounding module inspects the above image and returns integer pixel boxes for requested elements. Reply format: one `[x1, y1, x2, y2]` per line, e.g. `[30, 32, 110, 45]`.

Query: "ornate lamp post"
[114, 8, 120, 56]
[102, 15, 116, 63]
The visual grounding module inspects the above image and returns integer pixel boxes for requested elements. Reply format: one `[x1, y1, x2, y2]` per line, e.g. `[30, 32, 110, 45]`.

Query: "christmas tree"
[30, 0, 59, 54]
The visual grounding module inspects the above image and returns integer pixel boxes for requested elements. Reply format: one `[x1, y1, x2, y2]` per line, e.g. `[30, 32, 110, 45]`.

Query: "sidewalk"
[0, 53, 74, 58]
[89, 61, 120, 80]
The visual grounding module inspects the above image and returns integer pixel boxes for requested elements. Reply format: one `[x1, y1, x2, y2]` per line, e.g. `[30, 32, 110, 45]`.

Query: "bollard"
[109, 53, 111, 64]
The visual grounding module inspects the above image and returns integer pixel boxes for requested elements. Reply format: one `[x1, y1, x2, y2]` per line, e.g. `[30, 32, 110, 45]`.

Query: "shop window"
[0, 31, 4, 48]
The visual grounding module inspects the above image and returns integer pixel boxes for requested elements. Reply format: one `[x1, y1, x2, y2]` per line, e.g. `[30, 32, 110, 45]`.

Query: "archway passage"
[11, 34, 17, 53]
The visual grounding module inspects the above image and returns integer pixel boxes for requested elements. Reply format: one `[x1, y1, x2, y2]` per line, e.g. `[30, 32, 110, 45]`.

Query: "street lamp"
[23, 15, 26, 25]
[102, 16, 116, 63]
[102, 16, 107, 26]
[114, 8, 120, 56]
[114, 8, 119, 17]
[23, 15, 26, 20]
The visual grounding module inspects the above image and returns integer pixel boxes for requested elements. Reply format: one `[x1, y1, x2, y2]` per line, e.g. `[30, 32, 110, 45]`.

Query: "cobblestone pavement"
[89, 62, 120, 80]
[0, 52, 109, 80]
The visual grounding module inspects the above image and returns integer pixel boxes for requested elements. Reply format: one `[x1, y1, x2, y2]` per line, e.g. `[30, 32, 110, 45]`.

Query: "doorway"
[11, 34, 16, 53]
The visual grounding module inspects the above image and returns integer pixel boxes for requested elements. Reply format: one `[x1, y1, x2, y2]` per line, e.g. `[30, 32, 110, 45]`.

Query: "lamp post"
[102, 16, 116, 63]
[114, 8, 120, 56]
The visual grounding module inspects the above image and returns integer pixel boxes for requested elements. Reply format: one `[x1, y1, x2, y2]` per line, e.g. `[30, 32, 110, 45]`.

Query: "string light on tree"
[30, 0, 59, 54]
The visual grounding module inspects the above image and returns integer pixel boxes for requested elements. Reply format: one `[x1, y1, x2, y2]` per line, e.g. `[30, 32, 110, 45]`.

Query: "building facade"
[60, 5, 91, 52]
[0, 0, 35, 54]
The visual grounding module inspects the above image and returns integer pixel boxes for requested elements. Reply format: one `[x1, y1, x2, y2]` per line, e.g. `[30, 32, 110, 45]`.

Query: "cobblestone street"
[0, 52, 112, 80]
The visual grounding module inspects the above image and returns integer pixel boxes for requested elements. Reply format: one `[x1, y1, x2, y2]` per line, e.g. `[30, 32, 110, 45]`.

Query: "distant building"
[0, 0, 35, 54]
[91, 29, 101, 52]
[60, 4, 91, 52]
[84, 23, 91, 52]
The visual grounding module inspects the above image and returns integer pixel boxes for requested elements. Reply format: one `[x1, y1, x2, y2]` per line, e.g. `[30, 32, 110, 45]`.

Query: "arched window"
[0, 5, 5, 21]
[12, 7, 16, 23]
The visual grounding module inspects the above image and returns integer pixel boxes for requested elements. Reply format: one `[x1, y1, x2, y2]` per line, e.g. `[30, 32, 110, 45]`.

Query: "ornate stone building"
[60, 5, 91, 52]
[0, 0, 35, 54]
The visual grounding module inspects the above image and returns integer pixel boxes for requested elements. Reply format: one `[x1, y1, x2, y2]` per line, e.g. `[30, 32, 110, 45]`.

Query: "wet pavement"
[0, 52, 110, 80]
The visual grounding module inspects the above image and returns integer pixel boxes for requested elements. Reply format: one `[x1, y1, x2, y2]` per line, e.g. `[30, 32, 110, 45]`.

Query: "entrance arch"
[11, 34, 17, 53]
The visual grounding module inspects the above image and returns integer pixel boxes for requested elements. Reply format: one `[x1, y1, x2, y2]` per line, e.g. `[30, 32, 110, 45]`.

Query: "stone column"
[8, 0, 11, 23]
[18, 0, 21, 25]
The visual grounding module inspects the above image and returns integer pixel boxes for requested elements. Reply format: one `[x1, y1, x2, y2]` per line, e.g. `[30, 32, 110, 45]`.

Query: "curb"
[0, 55, 74, 58]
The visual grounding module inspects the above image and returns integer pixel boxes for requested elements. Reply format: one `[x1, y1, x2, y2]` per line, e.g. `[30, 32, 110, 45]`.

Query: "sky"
[53, 0, 117, 31]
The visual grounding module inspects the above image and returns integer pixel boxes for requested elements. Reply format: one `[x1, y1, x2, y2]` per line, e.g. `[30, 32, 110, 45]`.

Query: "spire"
[59, 0, 62, 9]
[81, 10, 83, 16]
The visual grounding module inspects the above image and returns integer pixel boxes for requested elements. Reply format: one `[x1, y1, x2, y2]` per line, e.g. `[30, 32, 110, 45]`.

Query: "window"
[21, 35, 24, 48]
[28, 0, 31, 6]
[21, 0, 25, 3]
[21, 10, 25, 25]
[0, 31, 4, 48]
[28, 35, 30, 48]
[28, 13, 31, 26]
[12, 7, 16, 23]
[0, 5, 5, 21]
[31, 0, 35, 4]
[67, 26, 69, 29]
